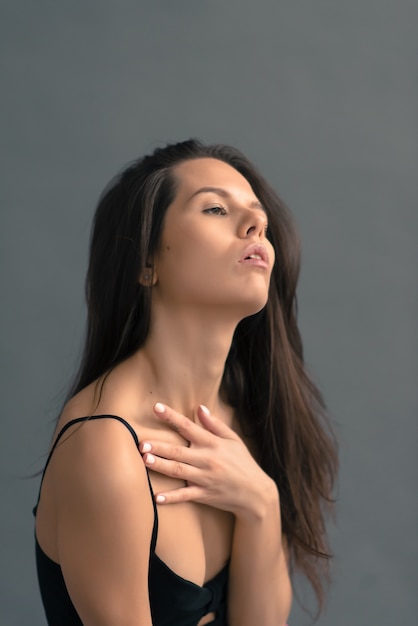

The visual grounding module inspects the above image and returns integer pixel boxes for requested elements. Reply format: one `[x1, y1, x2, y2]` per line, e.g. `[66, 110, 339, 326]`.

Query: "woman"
[34, 139, 337, 626]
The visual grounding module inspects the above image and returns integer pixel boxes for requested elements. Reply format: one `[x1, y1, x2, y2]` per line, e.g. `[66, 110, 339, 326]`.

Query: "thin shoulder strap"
[33, 415, 158, 551]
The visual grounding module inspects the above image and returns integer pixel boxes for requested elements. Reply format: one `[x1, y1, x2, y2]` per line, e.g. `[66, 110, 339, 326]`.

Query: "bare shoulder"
[48, 414, 154, 625]
[49, 414, 148, 508]
[51, 363, 151, 497]
[38, 366, 155, 623]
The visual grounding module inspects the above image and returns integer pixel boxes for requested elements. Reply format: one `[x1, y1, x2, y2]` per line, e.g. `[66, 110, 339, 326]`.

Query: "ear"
[138, 266, 158, 287]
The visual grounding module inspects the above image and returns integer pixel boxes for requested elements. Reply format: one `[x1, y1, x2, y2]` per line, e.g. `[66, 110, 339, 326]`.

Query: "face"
[152, 158, 275, 318]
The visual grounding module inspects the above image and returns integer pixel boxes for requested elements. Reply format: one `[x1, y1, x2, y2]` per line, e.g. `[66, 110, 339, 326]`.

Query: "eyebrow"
[188, 186, 266, 213]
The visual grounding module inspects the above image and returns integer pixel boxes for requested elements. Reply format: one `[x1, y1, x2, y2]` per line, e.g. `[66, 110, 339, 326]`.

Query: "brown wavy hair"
[66, 139, 337, 614]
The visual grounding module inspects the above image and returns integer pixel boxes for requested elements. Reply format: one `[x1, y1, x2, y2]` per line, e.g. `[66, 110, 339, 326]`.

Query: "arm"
[228, 481, 292, 626]
[141, 403, 292, 626]
[51, 419, 154, 626]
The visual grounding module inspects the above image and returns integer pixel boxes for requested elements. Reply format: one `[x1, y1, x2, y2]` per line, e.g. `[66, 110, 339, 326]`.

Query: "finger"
[142, 452, 203, 483]
[139, 440, 203, 466]
[153, 403, 210, 445]
[197, 405, 239, 440]
[154, 485, 206, 505]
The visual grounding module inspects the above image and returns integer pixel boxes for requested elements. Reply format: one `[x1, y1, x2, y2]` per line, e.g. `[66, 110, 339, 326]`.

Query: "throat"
[138, 309, 237, 412]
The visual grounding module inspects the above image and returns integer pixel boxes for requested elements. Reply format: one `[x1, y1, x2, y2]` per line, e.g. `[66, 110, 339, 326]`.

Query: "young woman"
[34, 139, 337, 626]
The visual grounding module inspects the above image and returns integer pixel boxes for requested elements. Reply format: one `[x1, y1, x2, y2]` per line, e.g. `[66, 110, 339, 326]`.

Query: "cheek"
[161, 220, 220, 262]
[157, 230, 209, 280]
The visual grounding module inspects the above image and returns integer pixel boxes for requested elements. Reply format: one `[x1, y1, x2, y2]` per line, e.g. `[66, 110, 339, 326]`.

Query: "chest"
[138, 425, 234, 586]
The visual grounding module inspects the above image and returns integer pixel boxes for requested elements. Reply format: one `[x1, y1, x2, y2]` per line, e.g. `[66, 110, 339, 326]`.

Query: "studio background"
[1, 2, 416, 624]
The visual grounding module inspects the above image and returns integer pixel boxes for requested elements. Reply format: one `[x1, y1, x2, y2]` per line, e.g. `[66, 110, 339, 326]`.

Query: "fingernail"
[154, 402, 165, 413]
[156, 494, 166, 503]
[199, 404, 210, 416]
[141, 442, 152, 453]
[145, 453, 155, 464]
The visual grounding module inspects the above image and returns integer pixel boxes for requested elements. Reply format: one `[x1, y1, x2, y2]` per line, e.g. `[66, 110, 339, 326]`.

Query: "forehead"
[172, 158, 257, 201]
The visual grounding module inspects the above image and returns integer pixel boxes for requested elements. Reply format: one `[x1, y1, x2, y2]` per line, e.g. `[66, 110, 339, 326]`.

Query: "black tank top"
[33, 415, 229, 626]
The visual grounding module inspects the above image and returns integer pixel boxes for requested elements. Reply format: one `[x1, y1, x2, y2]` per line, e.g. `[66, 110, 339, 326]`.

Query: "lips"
[239, 243, 269, 267]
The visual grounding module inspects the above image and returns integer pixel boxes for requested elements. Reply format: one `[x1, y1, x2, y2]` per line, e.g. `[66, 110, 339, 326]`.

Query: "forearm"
[228, 480, 292, 626]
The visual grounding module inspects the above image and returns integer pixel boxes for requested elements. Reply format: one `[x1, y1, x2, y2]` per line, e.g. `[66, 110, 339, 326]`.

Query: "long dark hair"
[67, 139, 337, 612]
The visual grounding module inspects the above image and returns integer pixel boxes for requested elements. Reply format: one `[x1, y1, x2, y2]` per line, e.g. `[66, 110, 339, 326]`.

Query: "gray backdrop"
[1, 1, 416, 624]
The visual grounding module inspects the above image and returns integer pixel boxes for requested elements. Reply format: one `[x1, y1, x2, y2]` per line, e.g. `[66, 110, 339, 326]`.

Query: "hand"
[139, 402, 277, 519]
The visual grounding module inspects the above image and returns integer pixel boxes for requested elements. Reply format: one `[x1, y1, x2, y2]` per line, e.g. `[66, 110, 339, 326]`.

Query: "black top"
[33, 415, 229, 626]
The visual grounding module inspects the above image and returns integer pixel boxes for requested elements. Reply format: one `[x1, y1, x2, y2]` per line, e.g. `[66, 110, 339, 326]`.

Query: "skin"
[35, 158, 292, 625]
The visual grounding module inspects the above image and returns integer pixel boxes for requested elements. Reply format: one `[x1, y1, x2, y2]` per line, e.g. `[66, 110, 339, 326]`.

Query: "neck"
[133, 306, 238, 419]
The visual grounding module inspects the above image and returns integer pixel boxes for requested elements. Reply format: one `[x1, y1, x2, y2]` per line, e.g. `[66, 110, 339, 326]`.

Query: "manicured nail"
[145, 453, 155, 464]
[154, 402, 165, 413]
[141, 442, 152, 453]
[199, 404, 210, 416]
[156, 494, 166, 503]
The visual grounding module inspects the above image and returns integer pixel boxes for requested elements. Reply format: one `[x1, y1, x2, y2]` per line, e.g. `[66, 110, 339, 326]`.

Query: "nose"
[238, 208, 268, 239]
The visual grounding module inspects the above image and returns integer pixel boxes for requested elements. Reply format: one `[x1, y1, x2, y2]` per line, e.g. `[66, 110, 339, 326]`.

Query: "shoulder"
[50, 361, 153, 495]
[45, 410, 153, 550]
[48, 417, 154, 625]
[50, 415, 155, 574]
[50, 415, 147, 506]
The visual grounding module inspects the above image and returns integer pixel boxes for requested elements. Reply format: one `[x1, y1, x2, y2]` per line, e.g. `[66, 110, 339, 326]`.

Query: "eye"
[203, 206, 228, 216]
